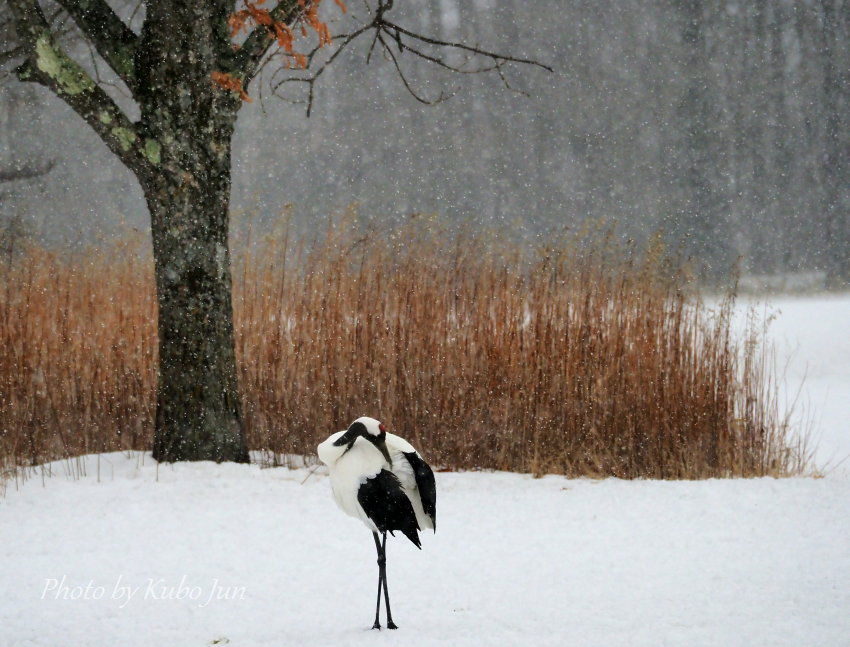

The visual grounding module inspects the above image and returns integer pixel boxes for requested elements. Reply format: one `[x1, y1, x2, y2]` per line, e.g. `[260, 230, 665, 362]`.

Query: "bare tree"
[6, 0, 548, 462]
[670, 0, 729, 277]
[0, 159, 54, 183]
[819, 0, 850, 285]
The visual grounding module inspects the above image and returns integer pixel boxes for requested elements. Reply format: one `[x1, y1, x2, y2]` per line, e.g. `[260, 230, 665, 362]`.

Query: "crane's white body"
[318, 430, 435, 533]
[318, 416, 436, 629]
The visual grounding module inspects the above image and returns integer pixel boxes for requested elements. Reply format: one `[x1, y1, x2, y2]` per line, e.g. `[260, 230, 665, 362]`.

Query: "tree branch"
[0, 43, 26, 69]
[381, 19, 553, 73]
[231, 0, 309, 86]
[362, 9, 552, 103]
[0, 160, 55, 183]
[270, 23, 373, 116]
[52, 0, 139, 93]
[267, 0, 552, 115]
[1, 6, 67, 72]
[376, 32, 452, 106]
[7, 0, 154, 180]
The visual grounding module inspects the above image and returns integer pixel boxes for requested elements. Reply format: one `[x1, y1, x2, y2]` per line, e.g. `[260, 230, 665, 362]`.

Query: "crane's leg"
[372, 531, 384, 630]
[381, 532, 398, 629]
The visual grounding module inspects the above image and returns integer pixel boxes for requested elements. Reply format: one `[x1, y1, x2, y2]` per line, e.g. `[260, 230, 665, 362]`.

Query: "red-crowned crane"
[317, 416, 436, 630]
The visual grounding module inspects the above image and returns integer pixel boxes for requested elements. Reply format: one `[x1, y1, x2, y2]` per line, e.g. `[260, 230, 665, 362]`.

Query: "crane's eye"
[379, 424, 386, 432]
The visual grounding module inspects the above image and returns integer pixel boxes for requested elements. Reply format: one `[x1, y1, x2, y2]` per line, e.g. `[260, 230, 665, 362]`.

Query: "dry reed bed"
[0, 220, 807, 478]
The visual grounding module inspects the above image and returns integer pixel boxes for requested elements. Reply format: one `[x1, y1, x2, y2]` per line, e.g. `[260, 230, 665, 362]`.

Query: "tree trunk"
[820, 0, 850, 286]
[142, 133, 248, 463]
[137, 2, 249, 463]
[8, 0, 542, 463]
[673, 0, 729, 278]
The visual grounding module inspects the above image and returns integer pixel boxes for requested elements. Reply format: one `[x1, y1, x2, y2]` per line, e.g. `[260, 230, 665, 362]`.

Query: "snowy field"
[1, 295, 849, 647]
[738, 294, 850, 469]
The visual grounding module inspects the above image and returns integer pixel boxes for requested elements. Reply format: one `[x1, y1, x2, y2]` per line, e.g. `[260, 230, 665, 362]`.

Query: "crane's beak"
[374, 439, 392, 466]
[333, 427, 392, 465]
[332, 428, 359, 450]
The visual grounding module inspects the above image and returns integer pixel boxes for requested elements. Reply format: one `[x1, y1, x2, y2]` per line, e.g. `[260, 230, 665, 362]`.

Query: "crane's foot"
[372, 622, 381, 630]
[387, 621, 398, 630]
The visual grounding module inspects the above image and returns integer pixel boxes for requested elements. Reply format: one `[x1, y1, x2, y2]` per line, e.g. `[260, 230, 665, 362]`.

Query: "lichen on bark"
[35, 33, 94, 96]
[144, 139, 162, 165]
[111, 126, 137, 152]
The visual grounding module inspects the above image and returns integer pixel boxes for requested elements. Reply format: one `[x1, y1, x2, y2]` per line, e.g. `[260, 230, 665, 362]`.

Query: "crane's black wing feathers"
[402, 451, 437, 531]
[357, 469, 421, 549]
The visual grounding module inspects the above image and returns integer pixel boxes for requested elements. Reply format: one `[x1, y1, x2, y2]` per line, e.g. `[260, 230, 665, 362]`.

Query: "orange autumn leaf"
[211, 70, 252, 102]
[250, 7, 273, 27]
[228, 11, 250, 36]
[227, 0, 346, 71]
[274, 21, 295, 52]
[229, 1, 273, 37]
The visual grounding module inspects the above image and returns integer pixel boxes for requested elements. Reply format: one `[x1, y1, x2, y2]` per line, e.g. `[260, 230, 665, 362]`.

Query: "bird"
[317, 416, 436, 630]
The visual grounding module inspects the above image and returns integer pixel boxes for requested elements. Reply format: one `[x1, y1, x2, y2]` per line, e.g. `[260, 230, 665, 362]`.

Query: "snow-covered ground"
[741, 295, 850, 469]
[1, 295, 849, 647]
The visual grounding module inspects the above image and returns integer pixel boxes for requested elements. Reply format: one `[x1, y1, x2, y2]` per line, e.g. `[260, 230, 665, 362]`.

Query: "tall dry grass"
[0, 233, 157, 469]
[0, 215, 809, 479]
